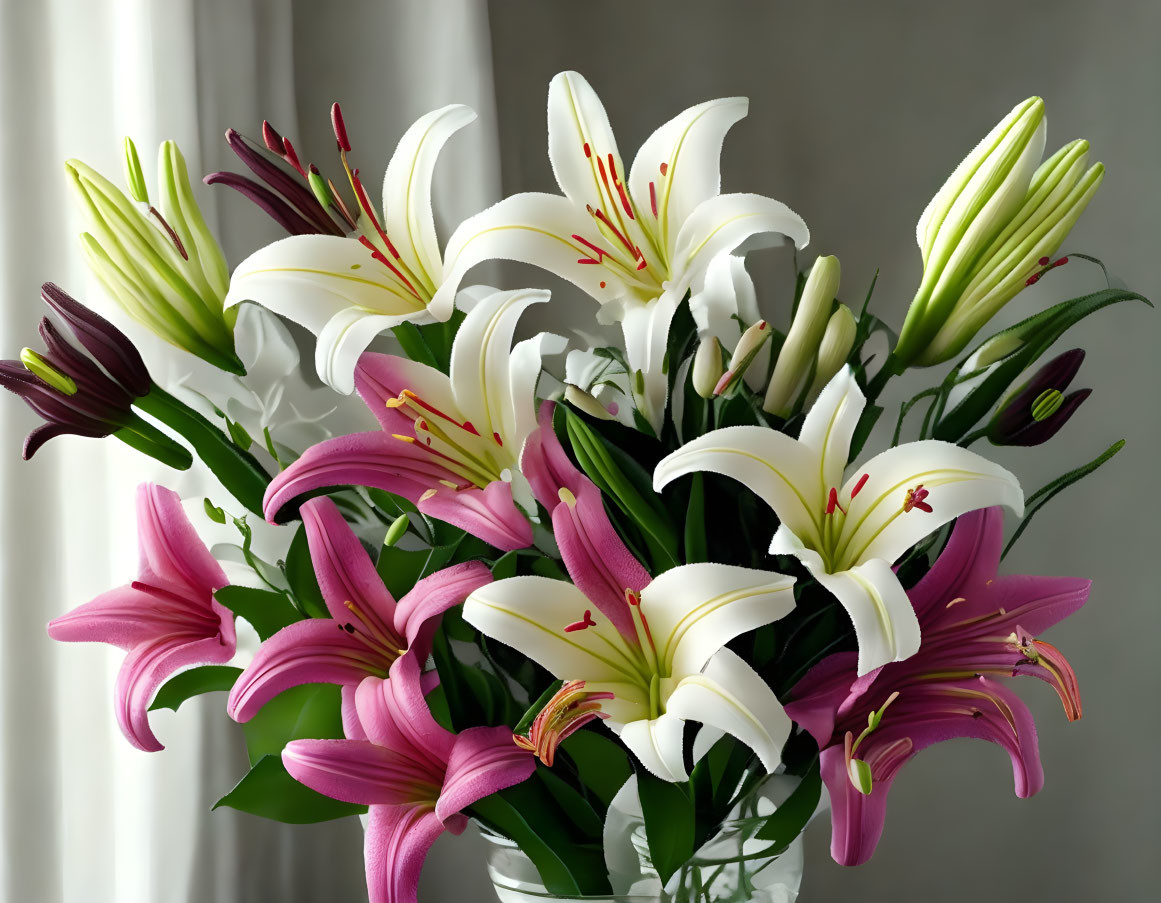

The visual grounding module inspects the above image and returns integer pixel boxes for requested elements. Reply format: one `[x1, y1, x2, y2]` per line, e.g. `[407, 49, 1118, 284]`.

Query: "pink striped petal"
[416, 480, 533, 551]
[282, 739, 437, 806]
[435, 725, 535, 823]
[364, 804, 445, 903]
[394, 561, 492, 656]
[135, 483, 228, 596]
[47, 584, 192, 651]
[520, 401, 584, 511]
[355, 352, 460, 434]
[784, 651, 860, 746]
[354, 657, 455, 766]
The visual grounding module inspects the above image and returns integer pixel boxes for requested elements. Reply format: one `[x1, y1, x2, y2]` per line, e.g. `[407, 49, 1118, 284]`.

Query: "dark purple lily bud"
[987, 348, 1091, 447]
[0, 286, 154, 458]
[205, 127, 351, 237]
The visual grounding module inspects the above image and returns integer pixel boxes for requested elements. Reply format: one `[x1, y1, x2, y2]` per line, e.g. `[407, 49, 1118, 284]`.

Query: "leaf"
[848, 403, 883, 461]
[491, 550, 519, 581]
[755, 760, 821, 846]
[213, 755, 366, 824]
[283, 525, 329, 619]
[215, 585, 302, 640]
[242, 683, 345, 767]
[391, 321, 439, 369]
[683, 474, 707, 563]
[150, 665, 242, 712]
[636, 769, 696, 884]
[1003, 439, 1126, 557]
[536, 768, 604, 840]
[559, 727, 633, 808]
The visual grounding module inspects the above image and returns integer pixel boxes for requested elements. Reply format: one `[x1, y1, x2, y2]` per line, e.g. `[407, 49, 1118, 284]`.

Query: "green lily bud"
[763, 255, 840, 415]
[895, 98, 1105, 367]
[66, 140, 243, 374]
[564, 384, 616, 421]
[806, 304, 857, 401]
[20, 348, 77, 395]
[383, 513, 410, 548]
[122, 137, 149, 204]
[691, 336, 723, 399]
[714, 321, 770, 396]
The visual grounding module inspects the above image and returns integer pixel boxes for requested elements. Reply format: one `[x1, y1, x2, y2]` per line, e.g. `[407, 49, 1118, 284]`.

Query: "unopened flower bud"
[564, 384, 616, 420]
[714, 320, 771, 396]
[308, 165, 334, 209]
[691, 336, 723, 398]
[383, 513, 410, 548]
[122, 136, 149, 204]
[987, 348, 1089, 446]
[806, 304, 858, 402]
[764, 255, 840, 415]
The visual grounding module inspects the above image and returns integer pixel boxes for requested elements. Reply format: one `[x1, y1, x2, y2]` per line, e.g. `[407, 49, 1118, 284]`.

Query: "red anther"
[309, 163, 321, 175]
[583, 142, 591, 158]
[851, 473, 870, 498]
[564, 609, 597, 632]
[282, 137, 306, 177]
[903, 484, 932, 514]
[1026, 273, 1041, 286]
[592, 208, 635, 253]
[649, 181, 658, 217]
[659, 161, 668, 176]
[625, 588, 641, 607]
[758, 322, 767, 331]
[636, 256, 648, 271]
[1055, 256, 1069, 266]
[331, 102, 352, 152]
[572, 233, 610, 265]
[826, 487, 846, 515]
[1038, 256, 1050, 266]
[261, 120, 285, 154]
[492, 431, 503, 446]
[599, 281, 607, 288]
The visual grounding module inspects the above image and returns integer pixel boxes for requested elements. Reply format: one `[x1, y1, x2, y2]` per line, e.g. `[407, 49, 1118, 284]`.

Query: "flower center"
[387, 389, 509, 490]
[336, 599, 407, 675]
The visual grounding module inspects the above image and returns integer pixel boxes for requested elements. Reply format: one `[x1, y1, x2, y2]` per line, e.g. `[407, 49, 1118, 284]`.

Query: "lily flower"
[468, 405, 797, 782]
[785, 508, 1088, 865]
[46, 483, 234, 751]
[283, 655, 536, 903]
[432, 70, 809, 430]
[223, 103, 478, 393]
[263, 288, 559, 551]
[654, 366, 1024, 675]
[227, 496, 490, 721]
[0, 283, 189, 467]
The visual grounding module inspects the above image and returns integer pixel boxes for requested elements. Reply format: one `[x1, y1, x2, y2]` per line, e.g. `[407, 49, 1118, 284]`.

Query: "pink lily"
[785, 507, 1088, 866]
[228, 496, 490, 722]
[263, 288, 561, 550]
[283, 654, 536, 903]
[46, 483, 234, 751]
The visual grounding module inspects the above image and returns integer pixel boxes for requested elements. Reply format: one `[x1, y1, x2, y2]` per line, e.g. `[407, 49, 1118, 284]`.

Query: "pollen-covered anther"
[902, 484, 932, 514]
[513, 679, 613, 767]
[826, 487, 846, 516]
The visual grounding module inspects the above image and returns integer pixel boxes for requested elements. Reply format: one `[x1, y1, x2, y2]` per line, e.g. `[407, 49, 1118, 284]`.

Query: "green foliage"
[150, 665, 242, 712]
[215, 585, 302, 640]
[214, 755, 366, 824]
[637, 770, 696, 885]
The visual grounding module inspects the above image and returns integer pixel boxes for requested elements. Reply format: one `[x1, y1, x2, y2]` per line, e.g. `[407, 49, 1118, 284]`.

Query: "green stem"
[958, 427, 988, 448]
[133, 385, 270, 514]
[112, 412, 194, 470]
[866, 352, 905, 402]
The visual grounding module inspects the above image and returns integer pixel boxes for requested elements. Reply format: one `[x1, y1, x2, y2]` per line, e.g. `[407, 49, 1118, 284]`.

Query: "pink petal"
[282, 739, 437, 805]
[354, 658, 455, 765]
[47, 583, 189, 651]
[519, 401, 584, 511]
[416, 480, 533, 551]
[342, 683, 365, 740]
[364, 804, 445, 903]
[227, 619, 390, 722]
[355, 352, 459, 435]
[435, 725, 535, 824]
[551, 479, 649, 640]
[394, 561, 493, 657]
[135, 483, 227, 596]
[301, 496, 399, 627]
[909, 508, 1003, 628]
[115, 631, 236, 751]
[784, 651, 860, 745]
[985, 574, 1091, 637]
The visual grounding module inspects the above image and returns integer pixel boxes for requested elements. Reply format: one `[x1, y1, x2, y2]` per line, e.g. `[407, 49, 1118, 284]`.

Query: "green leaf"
[491, 550, 519, 581]
[637, 770, 695, 884]
[683, 474, 707, 563]
[242, 684, 345, 767]
[215, 585, 302, 641]
[1003, 439, 1126, 557]
[391, 321, 439, 369]
[559, 728, 633, 808]
[536, 768, 604, 840]
[150, 665, 242, 712]
[755, 760, 821, 846]
[283, 525, 329, 619]
[848, 403, 883, 461]
[213, 755, 365, 824]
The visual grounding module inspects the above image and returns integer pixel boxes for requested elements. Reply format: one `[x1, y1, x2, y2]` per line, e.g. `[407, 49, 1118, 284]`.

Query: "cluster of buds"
[0, 284, 188, 466]
[894, 97, 1104, 367]
[67, 139, 244, 374]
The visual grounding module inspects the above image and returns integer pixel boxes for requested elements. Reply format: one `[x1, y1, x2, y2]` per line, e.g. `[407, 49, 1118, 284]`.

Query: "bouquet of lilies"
[7, 71, 1147, 903]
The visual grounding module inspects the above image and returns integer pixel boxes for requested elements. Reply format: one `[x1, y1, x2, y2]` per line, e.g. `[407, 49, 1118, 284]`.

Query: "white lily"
[465, 560, 796, 783]
[432, 71, 809, 430]
[654, 366, 1024, 675]
[223, 104, 477, 393]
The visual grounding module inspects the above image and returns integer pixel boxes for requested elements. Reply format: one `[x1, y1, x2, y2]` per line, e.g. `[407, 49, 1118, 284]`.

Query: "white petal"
[224, 234, 428, 325]
[449, 288, 550, 446]
[797, 365, 864, 498]
[434, 192, 623, 315]
[463, 576, 645, 685]
[689, 253, 757, 344]
[617, 713, 690, 782]
[382, 104, 476, 288]
[581, 680, 651, 728]
[547, 71, 628, 214]
[315, 307, 419, 394]
[509, 331, 569, 451]
[629, 97, 748, 260]
[654, 426, 822, 547]
[620, 291, 681, 433]
[665, 648, 790, 774]
[835, 439, 1024, 568]
[801, 555, 922, 676]
[670, 193, 810, 296]
[641, 563, 795, 678]
[232, 301, 300, 377]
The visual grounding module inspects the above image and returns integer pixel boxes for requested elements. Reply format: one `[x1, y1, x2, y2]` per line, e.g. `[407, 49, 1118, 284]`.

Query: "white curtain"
[0, 1, 499, 901]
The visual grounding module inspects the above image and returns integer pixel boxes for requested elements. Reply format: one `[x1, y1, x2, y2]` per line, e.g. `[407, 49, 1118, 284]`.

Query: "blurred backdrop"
[1, 1, 1158, 901]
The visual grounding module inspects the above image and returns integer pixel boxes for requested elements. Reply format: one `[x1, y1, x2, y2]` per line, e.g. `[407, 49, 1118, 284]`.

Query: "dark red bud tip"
[261, 121, 285, 154]
[331, 102, 351, 152]
[281, 137, 304, 177]
[309, 163, 321, 175]
[1038, 256, 1050, 266]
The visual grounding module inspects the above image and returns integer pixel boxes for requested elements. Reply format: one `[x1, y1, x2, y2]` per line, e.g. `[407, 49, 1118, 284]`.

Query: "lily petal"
[641, 563, 795, 678]
[520, 401, 586, 511]
[547, 71, 628, 216]
[315, 307, 421, 395]
[381, 104, 476, 288]
[355, 351, 461, 434]
[665, 647, 790, 774]
[355, 657, 454, 765]
[783, 651, 861, 746]
[435, 725, 536, 823]
[416, 480, 533, 551]
[394, 561, 493, 653]
[282, 738, 429, 806]
[618, 712, 690, 782]
[620, 290, 681, 432]
[364, 804, 445, 903]
[136, 483, 228, 595]
[797, 366, 864, 501]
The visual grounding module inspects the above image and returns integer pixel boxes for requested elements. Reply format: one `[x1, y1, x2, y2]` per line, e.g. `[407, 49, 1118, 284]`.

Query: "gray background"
[290, 1, 1160, 900]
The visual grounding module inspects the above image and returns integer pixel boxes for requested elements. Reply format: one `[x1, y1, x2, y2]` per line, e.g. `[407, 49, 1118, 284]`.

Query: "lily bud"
[987, 348, 1090, 446]
[122, 136, 149, 204]
[691, 335, 723, 398]
[895, 99, 1105, 366]
[564, 384, 616, 421]
[67, 141, 245, 374]
[763, 255, 840, 415]
[383, 513, 410, 548]
[806, 304, 858, 402]
[714, 320, 771, 396]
